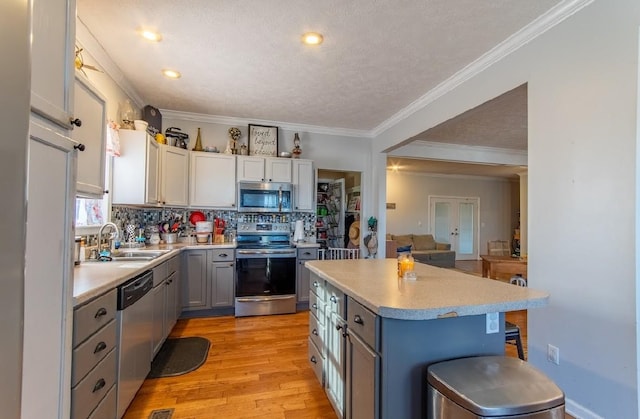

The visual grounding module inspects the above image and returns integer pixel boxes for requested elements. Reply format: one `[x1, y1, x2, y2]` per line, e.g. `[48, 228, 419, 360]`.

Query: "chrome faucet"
[97, 222, 120, 257]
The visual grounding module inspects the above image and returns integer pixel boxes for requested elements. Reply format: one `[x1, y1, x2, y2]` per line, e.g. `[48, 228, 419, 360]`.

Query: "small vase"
[193, 127, 204, 151]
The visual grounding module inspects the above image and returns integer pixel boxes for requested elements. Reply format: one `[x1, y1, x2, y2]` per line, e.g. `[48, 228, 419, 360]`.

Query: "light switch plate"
[486, 312, 499, 334]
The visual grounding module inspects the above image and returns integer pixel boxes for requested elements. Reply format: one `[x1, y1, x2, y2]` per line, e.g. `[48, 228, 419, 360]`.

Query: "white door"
[429, 196, 479, 260]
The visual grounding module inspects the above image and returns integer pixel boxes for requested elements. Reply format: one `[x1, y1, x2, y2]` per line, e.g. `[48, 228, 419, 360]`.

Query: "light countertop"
[305, 259, 549, 320]
[73, 242, 235, 307]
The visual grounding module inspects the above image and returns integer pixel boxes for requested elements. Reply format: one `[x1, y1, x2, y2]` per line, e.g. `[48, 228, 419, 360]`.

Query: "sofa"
[385, 234, 456, 268]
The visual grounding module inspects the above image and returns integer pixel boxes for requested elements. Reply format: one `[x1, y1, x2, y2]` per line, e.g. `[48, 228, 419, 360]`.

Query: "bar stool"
[505, 321, 525, 360]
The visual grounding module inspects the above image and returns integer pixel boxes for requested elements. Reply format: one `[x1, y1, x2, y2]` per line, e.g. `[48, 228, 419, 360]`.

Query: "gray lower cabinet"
[346, 330, 379, 419]
[71, 289, 118, 419]
[210, 249, 235, 308]
[345, 296, 380, 419]
[183, 248, 235, 312]
[297, 247, 318, 305]
[325, 303, 346, 416]
[151, 256, 182, 357]
[309, 274, 380, 419]
[183, 249, 209, 310]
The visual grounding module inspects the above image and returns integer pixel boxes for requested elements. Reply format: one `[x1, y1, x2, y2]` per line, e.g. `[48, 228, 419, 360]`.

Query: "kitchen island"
[305, 259, 549, 419]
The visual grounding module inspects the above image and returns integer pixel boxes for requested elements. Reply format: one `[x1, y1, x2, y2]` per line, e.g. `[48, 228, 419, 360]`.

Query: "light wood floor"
[124, 261, 570, 419]
[124, 312, 336, 419]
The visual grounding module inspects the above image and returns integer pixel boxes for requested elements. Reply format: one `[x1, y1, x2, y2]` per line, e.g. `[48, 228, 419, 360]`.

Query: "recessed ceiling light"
[139, 29, 162, 42]
[301, 32, 324, 46]
[162, 69, 181, 79]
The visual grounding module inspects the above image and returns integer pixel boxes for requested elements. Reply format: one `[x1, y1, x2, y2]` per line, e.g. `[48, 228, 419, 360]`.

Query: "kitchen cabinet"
[151, 256, 181, 357]
[296, 247, 318, 306]
[183, 249, 235, 312]
[70, 290, 118, 419]
[210, 249, 235, 308]
[293, 159, 315, 211]
[308, 276, 326, 386]
[308, 274, 379, 419]
[31, 0, 76, 129]
[237, 155, 292, 182]
[112, 129, 160, 205]
[183, 249, 209, 310]
[160, 144, 189, 206]
[325, 283, 347, 418]
[345, 296, 380, 419]
[22, 120, 77, 419]
[73, 75, 107, 197]
[189, 152, 236, 208]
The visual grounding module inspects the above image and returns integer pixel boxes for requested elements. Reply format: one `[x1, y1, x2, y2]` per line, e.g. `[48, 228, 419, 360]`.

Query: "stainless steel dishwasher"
[116, 270, 154, 418]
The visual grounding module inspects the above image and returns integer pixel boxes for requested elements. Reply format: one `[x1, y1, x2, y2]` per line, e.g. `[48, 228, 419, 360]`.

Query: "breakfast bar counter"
[305, 258, 547, 320]
[304, 259, 550, 419]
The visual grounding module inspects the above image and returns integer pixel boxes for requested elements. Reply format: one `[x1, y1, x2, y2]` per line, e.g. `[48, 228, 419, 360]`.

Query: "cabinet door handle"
[330, 296, 337, 303]
[312, 328, 318, 336]
[93, 341, 107, 354]
[313, 281, 319, 288]
[311, 303, 317, 309]
[92, 378, 106, 393]
[354, 314, 364, 325]
[74, 143, 85, 151]
[94, 307, 107, 319]
[70, 117, 82, 127]
[310, 355, 317, 364]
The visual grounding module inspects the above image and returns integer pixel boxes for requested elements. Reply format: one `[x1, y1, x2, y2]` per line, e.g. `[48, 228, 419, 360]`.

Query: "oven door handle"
[236, 249, 296, 258]
[236, 295, 295, 302]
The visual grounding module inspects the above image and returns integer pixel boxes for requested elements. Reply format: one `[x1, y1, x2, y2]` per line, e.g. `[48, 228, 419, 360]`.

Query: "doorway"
[316, 170, 361, 250]
[428, 195, 479, 260]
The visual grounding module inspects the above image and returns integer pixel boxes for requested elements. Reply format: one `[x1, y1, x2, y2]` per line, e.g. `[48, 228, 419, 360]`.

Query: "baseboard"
[566, 397, 605, 419]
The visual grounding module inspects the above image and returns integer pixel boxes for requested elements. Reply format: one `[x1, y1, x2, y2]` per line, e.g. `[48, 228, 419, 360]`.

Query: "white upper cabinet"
[189, 152, 236, 208]
[237, 156, 292, 183]
[31, 0, 76, 129]
[73, 76, 106, 198]
[112, 129, 160, 205]
[160, 145, 189, 207]
[292, 159, 315, 212]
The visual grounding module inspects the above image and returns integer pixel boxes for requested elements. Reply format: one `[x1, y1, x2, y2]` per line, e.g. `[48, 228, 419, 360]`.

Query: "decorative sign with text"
[248, 124, 278, 157]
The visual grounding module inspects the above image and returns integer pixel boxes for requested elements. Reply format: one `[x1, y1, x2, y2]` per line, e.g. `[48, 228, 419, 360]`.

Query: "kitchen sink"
[109, 249, 172, 261]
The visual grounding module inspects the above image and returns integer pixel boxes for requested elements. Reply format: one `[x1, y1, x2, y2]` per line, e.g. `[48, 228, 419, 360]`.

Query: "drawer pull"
[353, 314, 364, 325]
[304, 252, 311, 256]
[312, 303, 318, 309]
[94, 307, 107, 319]
[312, 328, 318, 336]
[219, 253, 228, 258]
[92, 378, 106, 393]
[93, 341, 107, 354]
[310, 355, 317, 364]
[330, 296, 337, 303]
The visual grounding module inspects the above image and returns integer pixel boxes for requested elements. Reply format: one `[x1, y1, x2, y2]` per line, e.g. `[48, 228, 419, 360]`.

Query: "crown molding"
[371, 0, 594, 138]
[391, 140, 528, 166]
[75, 17, 145, 108]
[160, 109, 371, 138]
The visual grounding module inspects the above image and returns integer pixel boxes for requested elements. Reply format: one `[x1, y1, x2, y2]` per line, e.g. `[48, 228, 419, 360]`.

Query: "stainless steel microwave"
[237, 182, 293, 213]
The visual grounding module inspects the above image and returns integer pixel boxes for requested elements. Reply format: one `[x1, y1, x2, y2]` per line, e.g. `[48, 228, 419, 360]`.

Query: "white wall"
[386, 172, 513, 250]
[375, 1, 640, 417]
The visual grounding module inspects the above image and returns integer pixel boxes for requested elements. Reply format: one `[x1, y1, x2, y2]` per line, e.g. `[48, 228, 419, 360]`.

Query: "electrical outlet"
[486, 312, 499, 334]
[547, 344, 560, 365]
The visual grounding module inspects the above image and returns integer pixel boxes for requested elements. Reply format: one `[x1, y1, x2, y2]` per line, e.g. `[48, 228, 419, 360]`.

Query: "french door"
[428, 196, 479, 260]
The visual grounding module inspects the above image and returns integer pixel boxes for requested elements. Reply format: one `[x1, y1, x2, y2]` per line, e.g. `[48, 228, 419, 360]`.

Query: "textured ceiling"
[76, 0, 559, 133]
[412, 84, 528, 151]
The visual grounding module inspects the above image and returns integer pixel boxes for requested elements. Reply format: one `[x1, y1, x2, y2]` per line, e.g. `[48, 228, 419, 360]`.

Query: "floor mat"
[148, 337, 210, 378]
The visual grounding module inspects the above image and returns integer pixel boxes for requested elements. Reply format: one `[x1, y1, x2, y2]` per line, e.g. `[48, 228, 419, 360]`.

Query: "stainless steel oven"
[235, 220, 296, 317]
